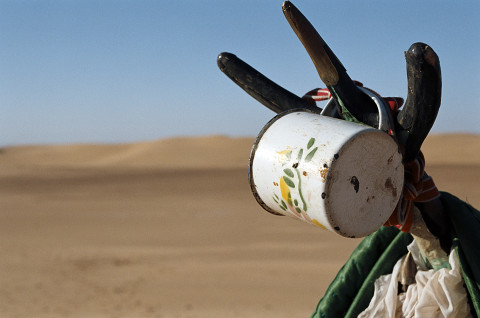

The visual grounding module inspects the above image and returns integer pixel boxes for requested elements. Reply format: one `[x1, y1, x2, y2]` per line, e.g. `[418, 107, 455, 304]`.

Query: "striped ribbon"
[303, 87, 332, 102]
[303, 83, 440, 233]
[384, 152, 440, 232]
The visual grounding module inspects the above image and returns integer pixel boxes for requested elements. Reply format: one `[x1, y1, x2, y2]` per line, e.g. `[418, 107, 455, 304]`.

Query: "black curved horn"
[282, 1, 378, 127]
[217, 52, 321, 114]
[397, 43, 442, 161]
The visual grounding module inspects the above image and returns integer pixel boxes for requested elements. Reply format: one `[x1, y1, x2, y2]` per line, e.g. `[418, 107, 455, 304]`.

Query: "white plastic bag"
[358, 242, 472, 318]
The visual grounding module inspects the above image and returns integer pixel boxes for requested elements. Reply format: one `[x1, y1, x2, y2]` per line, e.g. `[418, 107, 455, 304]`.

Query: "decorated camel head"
[217, 1, 447, 246]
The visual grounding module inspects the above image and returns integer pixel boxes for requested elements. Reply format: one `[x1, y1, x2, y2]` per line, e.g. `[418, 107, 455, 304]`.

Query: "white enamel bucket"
[249, 110, 404, 238]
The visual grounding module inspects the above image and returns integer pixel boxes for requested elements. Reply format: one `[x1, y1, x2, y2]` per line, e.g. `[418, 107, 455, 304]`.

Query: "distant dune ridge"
[0, 135, 254, 170]
[420, 134, 480, 165]
[1, 134, 479, 169]
[0, 133, 479, 317]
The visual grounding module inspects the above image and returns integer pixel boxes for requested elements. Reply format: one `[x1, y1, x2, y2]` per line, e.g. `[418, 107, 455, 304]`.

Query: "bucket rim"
[248, 108, 317, 216]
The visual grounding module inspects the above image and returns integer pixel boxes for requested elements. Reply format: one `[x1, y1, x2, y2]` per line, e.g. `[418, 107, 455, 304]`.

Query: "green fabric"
[344, 231, 413, 318]
[456, 241, 480, 316]
[311, 226, 413, 318]
[441, 192, 480, 316]
[329, 87, 361, 124]
[311, 191, 480, 318]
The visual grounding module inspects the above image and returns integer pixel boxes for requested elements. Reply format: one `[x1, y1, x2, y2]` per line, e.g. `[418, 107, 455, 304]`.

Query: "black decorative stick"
[282, 1, 378, 127]
[398, 42, 442, 162]
[217, 52, 321, 114]
[397, 43, 448, 251]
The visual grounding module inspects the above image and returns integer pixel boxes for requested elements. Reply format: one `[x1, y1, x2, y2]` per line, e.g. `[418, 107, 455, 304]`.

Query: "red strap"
[302, 82, 404, 112]
[302, 87, 331, 102]
[384, 152, 440, 232]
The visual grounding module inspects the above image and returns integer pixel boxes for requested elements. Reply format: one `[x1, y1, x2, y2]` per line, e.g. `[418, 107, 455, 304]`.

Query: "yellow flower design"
[279, 176, 290, 202]
[277, 149, 292, 164]
[271, 137, 326, 230]
[312, 219, 327, 229]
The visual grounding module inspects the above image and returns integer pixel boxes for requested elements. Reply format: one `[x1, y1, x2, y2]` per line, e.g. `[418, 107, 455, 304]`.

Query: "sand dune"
[421, 134, 480, 165]
[0, 134, 479, 317]
[0, 135, 254, 170]
[2, 133, 479, 168]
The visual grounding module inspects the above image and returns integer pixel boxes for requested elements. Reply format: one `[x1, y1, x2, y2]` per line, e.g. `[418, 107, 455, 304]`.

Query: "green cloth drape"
[311, 192, 480, 318]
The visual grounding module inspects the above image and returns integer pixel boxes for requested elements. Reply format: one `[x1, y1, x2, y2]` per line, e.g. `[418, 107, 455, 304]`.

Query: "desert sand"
[1, 134, 479, 317]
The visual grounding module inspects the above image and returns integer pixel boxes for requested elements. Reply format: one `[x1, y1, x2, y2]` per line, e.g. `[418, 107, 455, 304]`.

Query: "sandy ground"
[0, 134, 479, 317]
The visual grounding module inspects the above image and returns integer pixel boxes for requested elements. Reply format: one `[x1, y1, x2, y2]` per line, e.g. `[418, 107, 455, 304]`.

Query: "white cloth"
[358, 243, 472, 318]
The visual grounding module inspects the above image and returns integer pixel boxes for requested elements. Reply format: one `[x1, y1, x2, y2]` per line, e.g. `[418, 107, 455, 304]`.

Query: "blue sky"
[1, 1, 479, 146]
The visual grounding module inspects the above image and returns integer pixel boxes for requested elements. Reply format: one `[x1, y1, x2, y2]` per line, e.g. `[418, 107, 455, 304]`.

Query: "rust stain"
[273, 182, 279, 186]
[319, 168, 328, 182]
[424, 46, 438, 67]
[384, 178, 397, 197]
[303, 171, 308, 176]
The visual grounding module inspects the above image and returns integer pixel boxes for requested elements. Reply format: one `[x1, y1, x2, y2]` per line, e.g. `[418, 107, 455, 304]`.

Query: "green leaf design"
[283, 176, 295, 188]
[305, 147, 318, 162]
[283, 168, 294, 178]
[273, 196, 279, 204]
[280, 205, 287, 211]
[274, 193, 279, 200]
[281, 200, 287, 209]
[307, 138, 315, 149]
[294, 199, 298, 206]
[296, 207, 302, 213]
[297, 149, 303, 161]
[294, 167, 308, 212]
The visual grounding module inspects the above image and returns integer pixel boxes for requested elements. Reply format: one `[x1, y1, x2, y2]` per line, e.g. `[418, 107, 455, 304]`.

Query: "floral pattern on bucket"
[272, 137, 326, 229]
